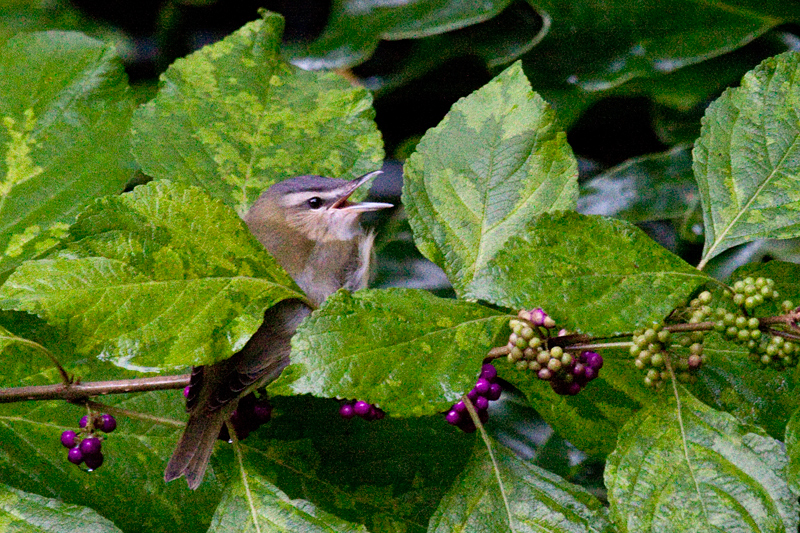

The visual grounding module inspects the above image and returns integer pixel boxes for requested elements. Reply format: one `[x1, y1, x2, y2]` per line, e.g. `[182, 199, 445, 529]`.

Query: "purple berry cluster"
[218, 393, 273, 441]
[60, 413, 116, 471]
[339, 400, 385, 421]
[549, 350, 603, 396]
[445, 364, 502, 433]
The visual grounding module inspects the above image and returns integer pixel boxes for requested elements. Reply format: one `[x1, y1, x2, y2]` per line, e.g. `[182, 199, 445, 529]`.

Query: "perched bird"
[164, 171, 392, 489]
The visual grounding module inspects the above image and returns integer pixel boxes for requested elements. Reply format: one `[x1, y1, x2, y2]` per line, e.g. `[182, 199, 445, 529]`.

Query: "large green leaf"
[269, 288, 509, 416]
[403, 61, 578, 296]
[0, 180, 303, 371]
[0, 31, 134, 278]
[605, 387, 798, 533]
[131, 11, 383, 216]
[0, 388, 223, 533]
[694, 51, 800, 268]
[209, 473, 366, 532]
[219, 395, 473, 533]
[468, 211, 709, 336]
[497, 347, 652, 457]
[288, 0, 517, 70]
[0, 482, 123, 533]
[429, 439, 615, 532]
[524, 1, 800, 93]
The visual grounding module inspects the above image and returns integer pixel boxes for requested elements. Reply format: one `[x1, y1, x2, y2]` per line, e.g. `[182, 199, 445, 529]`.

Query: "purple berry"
[445, 410, 461, 425]
[478, 410, 489, 424]
[457, 419, 476, 433]
[339, 403, 355, 419]
[353, 401, 371, 417]
[487, 383, 502, 401]
[566, 382, 582, 395]
[467, 388, 479, 401]
[84, 452, 104, 470]
[373, 408, 385, 420]
[583, 351, 603, 369]
[584, 367, 597, 381]
[79, 437, 102, 455]
[61, 430, 77, 448]
[530, 308, 547, 326]
[475, 396, 489, 411]
[572, 363, 586, 377]
[480, 364, 498, 381]
[79, 415, 88, 429]
[99, 414, 117, 433]
[253, 403, 272, 423]
[474, 378, 491, 396]
[453, 401, 467, 413]
[67, 447, 83, 465]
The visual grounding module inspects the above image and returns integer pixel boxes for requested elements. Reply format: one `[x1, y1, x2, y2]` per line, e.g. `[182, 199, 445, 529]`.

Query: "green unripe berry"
[713, 321, 725, 332]
[520, 327, 534, 340]
[772, 291, 780, 301]
[561, 353, 573, 366]
[744, 296, 757, 309]
[753, 294, 764, 306]
[733, 294, 746, 306]
[547, 358, 562, 372]
[528, 361, 542, 371]
[735, 316, 748, 329]
[782, 300, 795, 312]
[634, 359, 646, 370]
[750, 329, 761, 340]
[638, 351, 651, 364]
[543, 316, 556, 328]
[723, 312, 736, 325]
[772, 335, 785, 347]
[760, 286, 772, 297]
[537, 351, 550, 365]
[690, 298, 700, 308]
[646, 369, 660, 380]
[690, 343, 704, 355]
[766, 344, 779, 356]
[755, 277, 766, 289]
[648, 343, 662, 354]
[643, 329, 657, 343]
[747, 340, 757, 349]
[510, 346, 523, 360]
[733, 280, 745, 292]
[679, 335, 692, 347]
[726, 326, 738, 338]
[690, 331, 705, 342]
[737, 329, 751, 342]
[760, 354, 772, 365]
[699, 291, 712, 304]
[650, 352, 665, 367]
[747, 317, 759, 329]
[643, 376, 653, 387]
[516, 360, 529, 371]
[550, 346, 563, 358]
[630, 344, 641, 356]
[523, 347, 535, 360]
[515, 337, 528, 349]
[529, 337, 542, 348]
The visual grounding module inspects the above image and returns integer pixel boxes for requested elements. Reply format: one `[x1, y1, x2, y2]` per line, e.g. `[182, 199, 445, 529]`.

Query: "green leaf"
[694, 50, 800, 268]
[0, 482, 123, 533]
[786, 406, 800, 496]
[0, 180, 304, 371]
[522, 1, 800, 93]
[605, 386, 799, 533]
[269, 288, 508, 416]
[689, 334, 798, 441]
[209, 472, 367, 532]
[220, 395, 472, 533]
[131, 12, 383, 216]
[0, 31, 134, 278]
[0, 390, 224, 533]
[287, 0, 516, 69]
[429, 439, 615, 532]
[578, 145, 698, 223]
[497, 347, 652, 457]
[468, 211, 709, 336]
[403, 61, 578, 296]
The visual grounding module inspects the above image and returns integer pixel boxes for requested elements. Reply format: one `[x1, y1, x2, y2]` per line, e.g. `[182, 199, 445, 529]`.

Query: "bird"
[164, 171, 393, 489]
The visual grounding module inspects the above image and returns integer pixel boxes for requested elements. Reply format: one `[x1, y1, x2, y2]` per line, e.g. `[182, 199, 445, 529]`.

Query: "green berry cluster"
[506, 309, 557, 375]
[715, 277, 798, 369]
[630, 292, 711, 389]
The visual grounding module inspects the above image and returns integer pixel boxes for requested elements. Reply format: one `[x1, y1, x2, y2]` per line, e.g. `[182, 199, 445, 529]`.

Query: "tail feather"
[164, 299, 311, 489]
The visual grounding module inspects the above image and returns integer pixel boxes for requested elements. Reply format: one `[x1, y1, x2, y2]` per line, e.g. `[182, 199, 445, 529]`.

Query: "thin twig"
[85, 399, 184, 428]
[0, 374, 190, 403]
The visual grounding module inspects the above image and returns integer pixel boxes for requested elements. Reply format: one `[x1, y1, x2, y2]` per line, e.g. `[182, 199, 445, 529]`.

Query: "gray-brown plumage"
[164, 171, 391, 489]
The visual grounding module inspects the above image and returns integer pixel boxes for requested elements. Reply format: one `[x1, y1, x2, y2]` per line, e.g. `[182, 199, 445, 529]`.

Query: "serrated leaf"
[578, 145, 697, 223]
[605, 386, 799, 533]
[0, 482, 123, 533]
[209, 472, 367, 533]
[131, 12, 383, 216]
[497, 347, 652, 457]
[287, 0, 515, 69]
[694, 51, 800, 268]
[0, 180, 304, 371]
[689, 333, 798, 441]
[403, 61, 578, 296]
[468, 211, 709, 336]
[269, 288, 508, 416]
[0, 390, 223, 533]
[0, 31, 134, 277]
[786, 406, 800, 497]
[429, 439, 615, 532]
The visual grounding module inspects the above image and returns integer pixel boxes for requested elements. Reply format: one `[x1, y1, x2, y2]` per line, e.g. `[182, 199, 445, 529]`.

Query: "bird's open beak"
[331, 170, 394, 212]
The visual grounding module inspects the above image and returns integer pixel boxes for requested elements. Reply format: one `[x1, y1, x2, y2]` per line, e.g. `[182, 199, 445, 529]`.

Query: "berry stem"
[0, 374, 190, 403]
[85, 399, 184, 428]
[0, 334, 71, 386]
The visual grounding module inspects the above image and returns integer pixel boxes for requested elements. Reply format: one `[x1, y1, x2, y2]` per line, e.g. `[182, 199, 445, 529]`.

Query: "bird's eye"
[307, 197, 323, 209]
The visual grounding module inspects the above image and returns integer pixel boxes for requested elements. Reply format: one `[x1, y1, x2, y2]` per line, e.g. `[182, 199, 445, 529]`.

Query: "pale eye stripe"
[282, 191, 339, 207]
